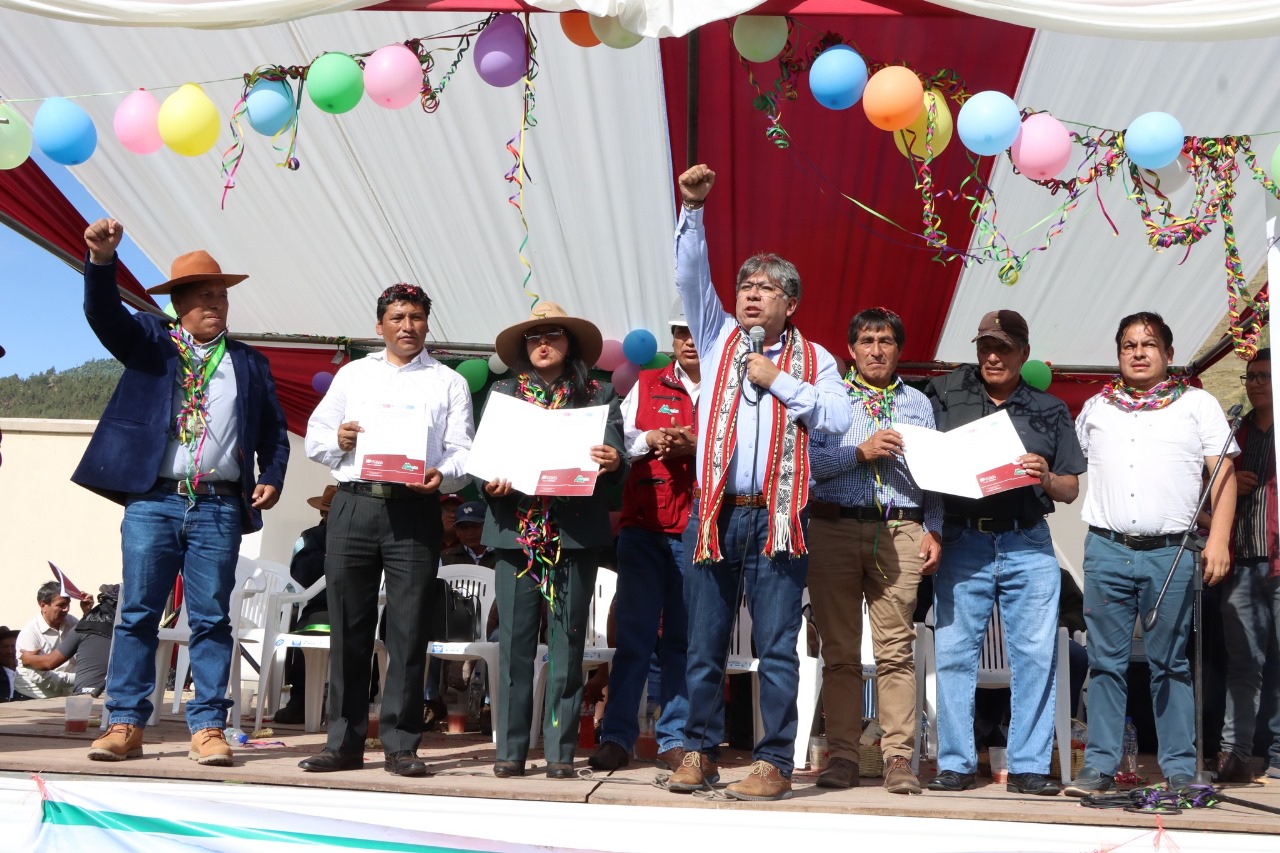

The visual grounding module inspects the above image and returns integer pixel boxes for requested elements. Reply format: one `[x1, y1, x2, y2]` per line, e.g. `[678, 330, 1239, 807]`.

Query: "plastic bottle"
[224, 726, 248, 748]
[1119, 716, 1138, 775]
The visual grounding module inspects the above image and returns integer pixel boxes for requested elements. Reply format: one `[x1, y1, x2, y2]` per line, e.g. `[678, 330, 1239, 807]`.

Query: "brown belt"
[692, 487, 768, 508]
[157, 478, 240, 498]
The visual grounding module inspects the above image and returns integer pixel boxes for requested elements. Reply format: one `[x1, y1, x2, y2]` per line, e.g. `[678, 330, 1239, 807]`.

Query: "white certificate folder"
[466, 392, 608, 496]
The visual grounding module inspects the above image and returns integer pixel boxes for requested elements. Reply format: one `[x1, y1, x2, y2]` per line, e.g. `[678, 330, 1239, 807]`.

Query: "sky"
[1, 150, 164, 379]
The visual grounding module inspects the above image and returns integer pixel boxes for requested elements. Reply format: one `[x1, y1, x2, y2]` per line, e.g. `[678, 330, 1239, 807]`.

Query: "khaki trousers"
[808, 516, 925, 761]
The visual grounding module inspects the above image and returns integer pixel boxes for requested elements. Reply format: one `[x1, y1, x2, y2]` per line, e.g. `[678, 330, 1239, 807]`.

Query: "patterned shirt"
[1234, 413, 1273, 559]
[810, 378, 944, 534]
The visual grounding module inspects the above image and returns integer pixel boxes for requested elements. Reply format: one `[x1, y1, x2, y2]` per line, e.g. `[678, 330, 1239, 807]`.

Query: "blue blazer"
[71, 258, 290, 533]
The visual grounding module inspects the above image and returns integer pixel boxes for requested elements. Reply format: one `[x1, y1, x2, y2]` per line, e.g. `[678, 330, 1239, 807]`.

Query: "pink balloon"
[596, 338, 625, 371]
[611, 361, 640, 395]
[363, 44, 423, 110]
[1010, 112, 1072, 181]
[474, 13, 528, 88]
[114, 89, 163, 155]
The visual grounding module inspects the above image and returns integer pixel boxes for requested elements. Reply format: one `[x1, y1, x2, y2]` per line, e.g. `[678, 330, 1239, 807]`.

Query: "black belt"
[339, 481, 425, 500]
[840, 505, 922, 522]
[157, 478, 240, 498]
[1088, 526, 1183, 551]
[945, 514, 1043, 533]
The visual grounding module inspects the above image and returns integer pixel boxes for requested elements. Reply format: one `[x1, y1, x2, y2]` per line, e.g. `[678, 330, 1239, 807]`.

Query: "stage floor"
[1, 695, 1277, 839]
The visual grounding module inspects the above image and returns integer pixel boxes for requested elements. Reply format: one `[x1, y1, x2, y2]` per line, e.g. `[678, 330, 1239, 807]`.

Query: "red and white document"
[465, 392, 607, 497]
[354, 401, 430, 485]
[895, 409, 1039, 499]
[49, 562, 90, 602]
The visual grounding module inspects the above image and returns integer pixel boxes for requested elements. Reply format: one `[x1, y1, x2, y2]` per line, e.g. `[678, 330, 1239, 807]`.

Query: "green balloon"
[1021, 359, 1052, 391]
[0, 102, 33, 170]
[307, 53, 365, 115]
[642, 353, 672, 370]
[456, 358, 490, 394]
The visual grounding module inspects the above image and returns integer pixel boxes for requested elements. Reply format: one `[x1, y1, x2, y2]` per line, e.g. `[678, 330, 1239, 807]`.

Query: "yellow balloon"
[892, 89, 953, 161]
[158, 83, 220, 157]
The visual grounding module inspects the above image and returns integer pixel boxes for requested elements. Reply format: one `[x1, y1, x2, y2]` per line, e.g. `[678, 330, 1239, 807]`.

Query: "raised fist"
[84, 218, 124, 264]
[678, 164, 716, 206]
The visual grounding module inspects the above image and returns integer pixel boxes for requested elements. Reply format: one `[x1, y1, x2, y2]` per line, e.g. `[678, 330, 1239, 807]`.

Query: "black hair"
[848, 308, 905, 348]
[376, 283, 432, 323]
[1251, 347, 1271, 363]
[37, 581, 62, 606]
[1115, 311, 1173, 351]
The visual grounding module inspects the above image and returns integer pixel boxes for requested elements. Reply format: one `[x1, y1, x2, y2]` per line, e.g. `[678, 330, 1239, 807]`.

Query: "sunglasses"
[525, 329, 567, 345]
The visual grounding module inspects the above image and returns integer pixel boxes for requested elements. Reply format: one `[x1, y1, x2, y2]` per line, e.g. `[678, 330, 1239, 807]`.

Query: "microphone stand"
[1142, 404, 1243, 789]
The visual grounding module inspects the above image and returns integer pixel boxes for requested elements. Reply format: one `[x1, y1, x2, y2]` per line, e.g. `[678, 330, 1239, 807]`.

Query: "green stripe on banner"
[42, 800, 484, 852]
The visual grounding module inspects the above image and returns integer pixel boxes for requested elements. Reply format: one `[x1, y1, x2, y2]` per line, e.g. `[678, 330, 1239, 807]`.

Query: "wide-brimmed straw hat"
[494, 301, 603, 370]
[146, 250, 248, 295]
[307, 484, 338, 512]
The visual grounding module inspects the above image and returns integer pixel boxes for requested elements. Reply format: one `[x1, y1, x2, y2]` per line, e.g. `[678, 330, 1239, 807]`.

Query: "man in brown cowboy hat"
[74, 218, 289, 766]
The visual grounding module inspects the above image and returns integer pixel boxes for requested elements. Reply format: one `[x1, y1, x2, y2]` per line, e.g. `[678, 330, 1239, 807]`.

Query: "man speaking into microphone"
[667, 164, 849, 801]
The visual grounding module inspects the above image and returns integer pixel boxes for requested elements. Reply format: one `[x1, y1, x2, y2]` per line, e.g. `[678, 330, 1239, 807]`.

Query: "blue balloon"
[622, 329, 658, 366]
[956, 90, 1021, 157]
[808, 45, 868, 111]
[33, 97, 97, 166]
[245, 79, 296, 136]
[1124, 111, 1184, 170]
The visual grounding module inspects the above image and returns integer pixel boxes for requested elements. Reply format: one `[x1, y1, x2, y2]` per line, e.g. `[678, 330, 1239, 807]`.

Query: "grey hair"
[736, 253, 802, 302]
[37, 581, 62, 605]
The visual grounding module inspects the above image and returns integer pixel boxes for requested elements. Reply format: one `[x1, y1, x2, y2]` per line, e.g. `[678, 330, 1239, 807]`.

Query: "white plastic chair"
[530, 567, 616, 749]
[921, 604, 1073, 782]
[223, 560, 295, 729]
[150, 554, 260, 726]
[256, 575, 330, 734]
[725, 588, 823, 770]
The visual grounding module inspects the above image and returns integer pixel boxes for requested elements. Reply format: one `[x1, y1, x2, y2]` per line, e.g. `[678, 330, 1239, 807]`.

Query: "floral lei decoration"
[1100, 372, 1191, 413]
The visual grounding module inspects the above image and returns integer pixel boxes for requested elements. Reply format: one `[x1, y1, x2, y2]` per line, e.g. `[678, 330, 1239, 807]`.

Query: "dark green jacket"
[479, 376, 628, 551]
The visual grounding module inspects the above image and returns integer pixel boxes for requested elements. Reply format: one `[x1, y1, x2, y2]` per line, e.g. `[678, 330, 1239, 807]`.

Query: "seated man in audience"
[272, 486, 334, 725]
[14, 580, 90, 699]
[0, 627, 19, 702]
[441, 501, 497, 568]
[19, 585, 118, 696]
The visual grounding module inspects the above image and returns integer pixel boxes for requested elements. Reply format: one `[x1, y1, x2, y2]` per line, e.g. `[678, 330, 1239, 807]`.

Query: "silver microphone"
[748, 325, 766, 355]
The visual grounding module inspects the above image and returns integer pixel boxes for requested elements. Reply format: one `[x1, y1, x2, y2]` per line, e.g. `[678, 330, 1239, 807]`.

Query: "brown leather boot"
[189, 727, 234, 766]
[883, 755, 923, 794]
[725, 760, 793, 801]
[816, 756, 860, 789]
[667, 750, 719, 792]
[88, 723, 144, 761]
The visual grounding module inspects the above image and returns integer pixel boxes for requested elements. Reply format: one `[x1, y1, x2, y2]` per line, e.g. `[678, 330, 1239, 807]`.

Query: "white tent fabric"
[0, 10, 678, 348]
[6, 0, 1280, 40]
[935, 28, 1280, 363]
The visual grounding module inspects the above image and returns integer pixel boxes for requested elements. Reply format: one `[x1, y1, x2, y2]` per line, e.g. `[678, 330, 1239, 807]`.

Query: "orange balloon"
[863, 66, 925, 132]
[561, 11, 601, 47]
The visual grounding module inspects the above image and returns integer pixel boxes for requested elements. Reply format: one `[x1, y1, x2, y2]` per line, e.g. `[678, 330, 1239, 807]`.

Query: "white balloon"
[1142, 155, 1190, 194]
[488, 352, 509, 374]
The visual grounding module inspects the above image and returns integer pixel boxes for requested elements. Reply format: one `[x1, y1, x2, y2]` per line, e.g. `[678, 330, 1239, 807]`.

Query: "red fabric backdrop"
[260, 346, 350, 436]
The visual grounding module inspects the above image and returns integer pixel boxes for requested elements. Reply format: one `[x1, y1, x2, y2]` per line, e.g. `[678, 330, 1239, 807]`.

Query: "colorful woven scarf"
[694, 325, 817, 563]
[169, 326, 227, 499]
[1100, 373, 1190, 412]
[512, 372, 596, 608]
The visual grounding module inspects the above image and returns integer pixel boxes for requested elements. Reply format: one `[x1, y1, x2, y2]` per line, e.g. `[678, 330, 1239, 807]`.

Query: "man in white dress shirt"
[300, 283, 474, 778]
[14, 581, 87, 699]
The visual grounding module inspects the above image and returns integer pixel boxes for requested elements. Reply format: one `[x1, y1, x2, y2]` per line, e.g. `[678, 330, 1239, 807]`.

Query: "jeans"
[108, 487, 241, 733]
[683, 501, 808, 775]
[1082, 532, 1195, 778]
[599, 525, 690, 754]
[934, 519, 1059, 775]
[1220, 557, 1280, 765]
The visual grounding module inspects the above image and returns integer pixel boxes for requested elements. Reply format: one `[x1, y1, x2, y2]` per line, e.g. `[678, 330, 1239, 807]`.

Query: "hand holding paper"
[895, 410, 1039, 500]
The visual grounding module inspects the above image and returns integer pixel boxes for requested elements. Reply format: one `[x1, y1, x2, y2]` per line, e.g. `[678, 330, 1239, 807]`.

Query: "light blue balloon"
[33, 97, 97, 166]
[956, 90, 1021, 157]
[808, 45, 868, 111]
[1124, 111, 1184, 170]
[622, 329, 658, 366]
[245, 79, 296, 136]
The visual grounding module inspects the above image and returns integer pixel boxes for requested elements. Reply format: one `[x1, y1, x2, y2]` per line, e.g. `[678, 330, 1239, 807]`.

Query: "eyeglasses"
[524, 329, 566, 345]
[735, 280, 787, 299]
[1240, 373, 1271, 385]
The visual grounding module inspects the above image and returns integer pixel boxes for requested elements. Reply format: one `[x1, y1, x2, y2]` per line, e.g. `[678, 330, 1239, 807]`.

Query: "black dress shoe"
[271, 703, 305, 725]
[547, 762, 576, 780]
[588, 741, 630, 771]
[298, 749, 363, 772]
[384, 751, 428, 777]
[1063, 767, 1114, 797]
[493, 760, 525, 778]
[1006, 772, 1061, 795]
[926, 770, 976, 792]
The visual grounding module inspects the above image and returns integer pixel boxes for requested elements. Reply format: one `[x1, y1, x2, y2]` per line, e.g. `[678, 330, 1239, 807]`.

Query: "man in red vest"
[589, 299, 700, 773]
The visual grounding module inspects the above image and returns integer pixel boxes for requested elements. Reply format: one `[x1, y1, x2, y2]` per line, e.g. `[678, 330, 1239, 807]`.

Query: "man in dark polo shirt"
[924, 310, 1085, 796]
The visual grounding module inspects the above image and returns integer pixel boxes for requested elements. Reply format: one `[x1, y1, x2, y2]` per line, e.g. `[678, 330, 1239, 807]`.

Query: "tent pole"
[686, 29, 700, 168]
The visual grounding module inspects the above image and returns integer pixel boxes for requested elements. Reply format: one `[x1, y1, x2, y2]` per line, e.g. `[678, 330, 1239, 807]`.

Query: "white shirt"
[14, 613, 77, 698]
[305, 349, 475, 494]
[620, 361, 700, 458]
[1076, 387, 1239, 535]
